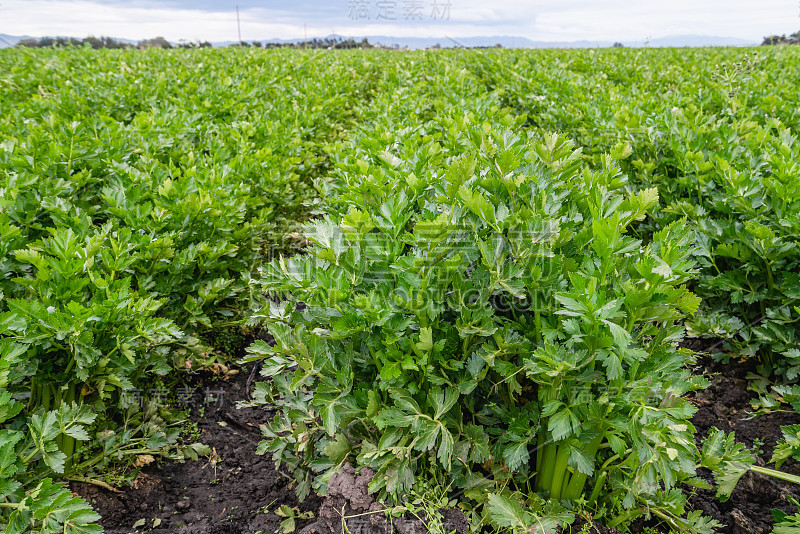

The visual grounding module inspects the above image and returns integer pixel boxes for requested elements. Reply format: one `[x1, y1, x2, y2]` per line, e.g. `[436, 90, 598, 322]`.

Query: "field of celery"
[1, 46, 800, 534]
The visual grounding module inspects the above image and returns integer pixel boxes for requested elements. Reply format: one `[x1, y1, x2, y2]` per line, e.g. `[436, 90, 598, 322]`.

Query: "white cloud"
[1, 0, 242, 41]
[531, 0, 798, 41]
[0, 0, 797, 42]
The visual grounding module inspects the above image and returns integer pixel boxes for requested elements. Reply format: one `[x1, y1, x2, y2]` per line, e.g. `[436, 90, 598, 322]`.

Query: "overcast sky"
[1, 0, 798, 43]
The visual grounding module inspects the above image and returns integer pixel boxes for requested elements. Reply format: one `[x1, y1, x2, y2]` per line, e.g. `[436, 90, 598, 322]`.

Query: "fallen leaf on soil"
[134, 454, 156, 467]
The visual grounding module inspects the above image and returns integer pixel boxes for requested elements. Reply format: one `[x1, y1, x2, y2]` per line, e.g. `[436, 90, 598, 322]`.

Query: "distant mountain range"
[292, 34, 757, 49]
[0, 32, 758, 50]
[634, 35, 756, 47]
[210, 34, 758, 49]
[0, 34, 30, 47]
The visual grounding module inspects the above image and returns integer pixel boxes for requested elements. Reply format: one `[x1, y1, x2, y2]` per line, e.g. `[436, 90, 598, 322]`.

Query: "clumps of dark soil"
[73, 361, 321, 534]
[687, 348, 800, 534]
[75, 335, 800, 534]
[299, 464, 468, 534]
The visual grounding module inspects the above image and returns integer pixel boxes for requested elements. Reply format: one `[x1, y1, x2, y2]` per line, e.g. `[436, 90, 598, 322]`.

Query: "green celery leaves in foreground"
[246, 125, 715, 531]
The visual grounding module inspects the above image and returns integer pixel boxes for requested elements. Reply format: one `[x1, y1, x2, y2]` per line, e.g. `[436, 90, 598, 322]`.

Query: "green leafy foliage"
[248, 103, 711, 529]
[773, 497, 800, 534]
[0, 397, 100, 533]
[473, 47, 800, 390]
[4, 44, 800, 534]
[486, 492, 573, 534]
[3, 478, 102, 534]
[772, 425, 800, 469]
[701, 427, 800, 505]
[0, 46, 383, 531]
[273, 505, 314, 534]
[700, 428, 755, 501]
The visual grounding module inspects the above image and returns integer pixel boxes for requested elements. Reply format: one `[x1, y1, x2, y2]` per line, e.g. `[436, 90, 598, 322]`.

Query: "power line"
[445, 35, 466, 48]
[236, 5, 242, 45]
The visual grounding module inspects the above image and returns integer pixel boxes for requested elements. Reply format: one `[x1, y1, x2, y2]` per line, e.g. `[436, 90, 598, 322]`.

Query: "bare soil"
[74, 338, 800, 533]
[73, 361, 321, 534]
[686, 344, 800, 534]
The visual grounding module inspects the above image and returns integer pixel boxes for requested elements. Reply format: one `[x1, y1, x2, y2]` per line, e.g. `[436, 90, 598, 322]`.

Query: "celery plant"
[248, 115, 716, 531]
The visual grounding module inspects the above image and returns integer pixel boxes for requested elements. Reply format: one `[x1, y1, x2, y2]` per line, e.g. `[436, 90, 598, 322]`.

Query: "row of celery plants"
[0, 47, 384, 532]
[243, 54, 758, 532]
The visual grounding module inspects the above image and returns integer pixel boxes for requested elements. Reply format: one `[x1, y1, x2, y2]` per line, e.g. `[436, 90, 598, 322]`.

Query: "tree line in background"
[262, 37, 376, 49]
[14, 35, 485, 50]
[762, 31, 800, 45]
[14, 32, 800, 50]
[16, 36, 211, 49]
[15, 35, 377, 49]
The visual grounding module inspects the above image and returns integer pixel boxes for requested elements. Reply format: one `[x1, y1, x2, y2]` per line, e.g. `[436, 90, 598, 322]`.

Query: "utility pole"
[236, 5, 242, 45]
